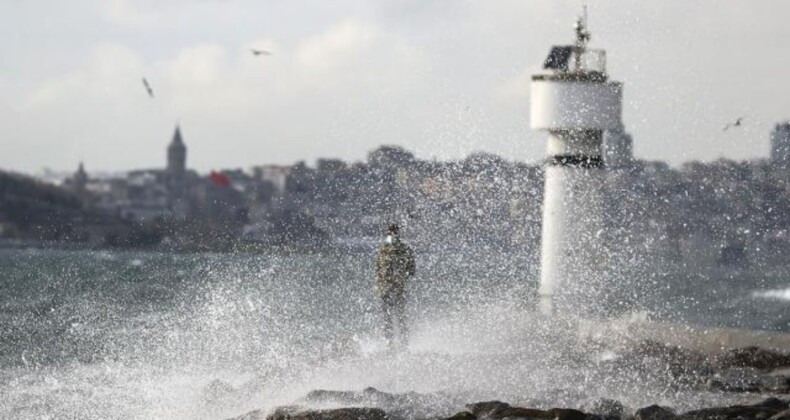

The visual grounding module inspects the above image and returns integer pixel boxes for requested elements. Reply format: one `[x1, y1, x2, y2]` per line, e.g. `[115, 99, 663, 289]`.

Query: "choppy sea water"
[0, 248, 788, 419]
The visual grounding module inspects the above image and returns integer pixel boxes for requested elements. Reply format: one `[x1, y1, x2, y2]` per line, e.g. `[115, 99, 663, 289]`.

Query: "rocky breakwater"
[222, 344, 790, 420]
[225, 392, 790, 420]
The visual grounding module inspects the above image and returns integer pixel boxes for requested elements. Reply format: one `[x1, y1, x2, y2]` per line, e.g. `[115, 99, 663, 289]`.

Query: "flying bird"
[141, 78, 154, 98]
[722, 116, 744, 131]
[250, 48, 272, 56]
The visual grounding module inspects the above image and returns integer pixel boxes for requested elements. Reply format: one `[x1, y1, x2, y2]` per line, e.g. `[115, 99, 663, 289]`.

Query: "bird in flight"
[250, 48, 272, 56]
[722, 116, 744, 131]
[141, 78, 154, 98]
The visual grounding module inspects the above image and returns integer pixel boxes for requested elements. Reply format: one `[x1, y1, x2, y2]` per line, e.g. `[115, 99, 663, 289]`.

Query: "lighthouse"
[531, 11, 623, 314]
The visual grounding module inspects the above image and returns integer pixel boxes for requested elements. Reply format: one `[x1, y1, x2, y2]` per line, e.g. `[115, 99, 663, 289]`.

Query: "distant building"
[770, 122, 790, 168]
[252, 164, 292, 194]
[316, 158, 347, 173]
[367, 145, 415, 169]
[165, 125, 190, 214]
[71, 162, 88, 195]
[167, 125, 187, 177]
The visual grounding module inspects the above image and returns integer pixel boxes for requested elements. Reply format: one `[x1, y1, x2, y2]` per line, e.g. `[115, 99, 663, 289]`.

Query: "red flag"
[209, 171, 231, 187]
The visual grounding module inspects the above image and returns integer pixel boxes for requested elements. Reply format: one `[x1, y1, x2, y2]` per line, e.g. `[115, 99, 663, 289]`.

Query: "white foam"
[752, 286, 790, 301]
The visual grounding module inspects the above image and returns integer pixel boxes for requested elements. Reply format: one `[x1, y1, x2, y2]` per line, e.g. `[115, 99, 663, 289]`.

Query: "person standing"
[375, 224, 416, 347]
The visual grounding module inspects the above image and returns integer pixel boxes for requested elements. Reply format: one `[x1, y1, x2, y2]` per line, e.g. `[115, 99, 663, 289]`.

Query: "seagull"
[141, 78, 154, 98]
[250, 48, 272, 56]
[722, 116, 744, 131]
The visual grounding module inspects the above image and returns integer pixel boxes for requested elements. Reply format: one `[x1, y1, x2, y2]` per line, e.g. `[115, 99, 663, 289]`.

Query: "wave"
[751, 286, 790, 301]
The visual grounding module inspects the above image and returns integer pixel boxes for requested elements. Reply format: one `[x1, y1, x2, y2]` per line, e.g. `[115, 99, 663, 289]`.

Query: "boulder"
[706, 370, 790, 394]
[547, 408, 590, 420]
[583, 399, 624, 418]
[753, 398, 789, 411]
[465, 401, 587, 420]
[678, 399, 788, 420]
[226, 409, 266, 420]
[760, 376, 790, 394]
[305, 390, 364, 405]
[465, 401, 512, 418]
[302, 388, 456, 419]
[619, 340, 713, 384]
[705, 369, 763, 393]
[444, 412, 477, 420]
[266, 406, 388, 420]
[715, 347, 790, 370]
[634, 405, 675, 420]
[678, 406, 772, 420]
[769, 410, 790, 420]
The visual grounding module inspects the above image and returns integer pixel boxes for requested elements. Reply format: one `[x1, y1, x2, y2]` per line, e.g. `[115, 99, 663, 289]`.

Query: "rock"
[715, 347, 790, 370]
[466, 401, 512, 418]
[464, 401, 586, 420]
[769, 409, 790, 420]
[753, 398, 789, 411]
[760, 376, 790, 393]
[621, 340, 713, 383]
[266, 406, 388, 420]
[583, 399, 624, 418]
[305, 390, 364, 404]
[705, 369, 763, 393]
[706, 371, 790, 394]
[444, 412, 476, 420]
[678, 399, 788, 420]
[302, 388, 458, 420]
[634, 405, 675, 420]
[678, 406, 770, 420]
[547, 408, 589, 420]
[226, 409, 266, 420]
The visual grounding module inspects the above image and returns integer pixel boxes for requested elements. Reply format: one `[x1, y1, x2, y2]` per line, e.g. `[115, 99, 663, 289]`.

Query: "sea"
[0, 248, 788, 419]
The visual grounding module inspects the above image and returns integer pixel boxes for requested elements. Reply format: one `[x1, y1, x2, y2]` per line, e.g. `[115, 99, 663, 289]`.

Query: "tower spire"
[167, 124, 187, 176]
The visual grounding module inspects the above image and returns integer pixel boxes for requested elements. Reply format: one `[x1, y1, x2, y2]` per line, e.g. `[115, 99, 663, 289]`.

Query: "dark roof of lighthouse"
[544, 46, 573, 70]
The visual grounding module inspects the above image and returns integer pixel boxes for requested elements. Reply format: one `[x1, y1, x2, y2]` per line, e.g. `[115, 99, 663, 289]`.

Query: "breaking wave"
[752, 286, 790, 302]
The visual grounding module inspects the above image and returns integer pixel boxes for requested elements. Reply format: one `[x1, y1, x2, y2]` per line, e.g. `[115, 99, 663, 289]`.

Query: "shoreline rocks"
[225, 393, 789, 420]
[223, 345, 790, 420]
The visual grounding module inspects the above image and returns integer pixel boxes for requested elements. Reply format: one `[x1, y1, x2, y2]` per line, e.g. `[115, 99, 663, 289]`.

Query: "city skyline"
[3, 1, 790, 173]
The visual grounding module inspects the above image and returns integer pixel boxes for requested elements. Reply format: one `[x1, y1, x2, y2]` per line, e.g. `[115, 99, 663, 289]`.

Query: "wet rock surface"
[303, 387, 461, 419]
[634, 405, 676, 420]
[268, 406, 388, 420]
[677, 398, 789, 420]
[224, 392, 789, 420]
[223, 346, 790, 420]
[715, 348, 790, 371]
[582, 398, 624, 418]
[615, 342, 790, 394]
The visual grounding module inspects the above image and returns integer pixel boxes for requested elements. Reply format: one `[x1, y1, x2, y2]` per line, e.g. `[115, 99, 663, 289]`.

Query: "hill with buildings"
[4, 122, 790, 273]
[0, 170, 143, 247]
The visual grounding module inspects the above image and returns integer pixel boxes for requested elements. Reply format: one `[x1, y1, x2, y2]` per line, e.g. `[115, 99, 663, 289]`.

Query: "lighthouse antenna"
[575, 5, 591, 48]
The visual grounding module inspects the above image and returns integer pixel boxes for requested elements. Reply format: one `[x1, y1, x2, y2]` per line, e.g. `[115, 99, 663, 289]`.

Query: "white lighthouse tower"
[531, 10, 623, 314]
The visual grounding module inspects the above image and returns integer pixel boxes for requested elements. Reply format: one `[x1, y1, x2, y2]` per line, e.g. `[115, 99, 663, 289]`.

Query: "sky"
[2, 0, 790, 174]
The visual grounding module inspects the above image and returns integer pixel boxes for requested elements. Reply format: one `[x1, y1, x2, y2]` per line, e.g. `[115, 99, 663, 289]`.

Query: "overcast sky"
[2, 0, 789, 173]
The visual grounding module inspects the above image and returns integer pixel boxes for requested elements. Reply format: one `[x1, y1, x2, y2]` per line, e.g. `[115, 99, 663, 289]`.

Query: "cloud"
[25, 43, 143, 108]
[8, 1, 790, 173]
[14, 18, 430, 171]
[97, 0, 162, 26]
[296, 20, 376, 73]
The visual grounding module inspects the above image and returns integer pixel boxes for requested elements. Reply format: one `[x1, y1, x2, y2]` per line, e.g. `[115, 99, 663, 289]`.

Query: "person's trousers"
[381, 291, 407, 346]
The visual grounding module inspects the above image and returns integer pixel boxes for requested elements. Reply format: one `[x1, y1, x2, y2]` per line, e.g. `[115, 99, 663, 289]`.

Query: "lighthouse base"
[538, 162, 608, 315]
